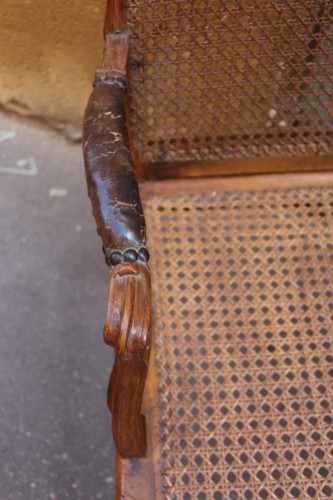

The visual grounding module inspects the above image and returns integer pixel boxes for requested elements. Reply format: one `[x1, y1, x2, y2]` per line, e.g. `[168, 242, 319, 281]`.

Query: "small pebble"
[49, 188, 67, 197]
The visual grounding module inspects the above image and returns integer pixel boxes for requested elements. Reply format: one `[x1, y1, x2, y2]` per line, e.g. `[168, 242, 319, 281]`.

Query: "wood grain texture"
[140, 171, 333, 199]
[104, 0, 126, 36]
[144, 154, 333, 181]
[96, 31, 129, 79]
[104, 262, 152, 458]
[98, 0, 129, 79]
[115, 347, 163, 499]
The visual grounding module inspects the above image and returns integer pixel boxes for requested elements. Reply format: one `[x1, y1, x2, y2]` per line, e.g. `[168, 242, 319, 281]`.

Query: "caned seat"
[118, 174, 333, 499]
[82, 1, 333, 499]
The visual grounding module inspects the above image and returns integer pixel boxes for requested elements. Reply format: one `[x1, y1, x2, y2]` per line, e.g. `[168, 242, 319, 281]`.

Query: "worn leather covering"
[83, 83, 145, 254]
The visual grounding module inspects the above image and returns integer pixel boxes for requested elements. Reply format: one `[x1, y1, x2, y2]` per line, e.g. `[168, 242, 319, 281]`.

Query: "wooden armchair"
[83, 1, 333, 498]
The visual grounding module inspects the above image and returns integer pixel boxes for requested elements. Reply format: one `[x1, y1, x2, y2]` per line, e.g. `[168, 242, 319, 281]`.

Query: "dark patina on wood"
[82, 0, 151, 458]
[83, 83, 146, 256]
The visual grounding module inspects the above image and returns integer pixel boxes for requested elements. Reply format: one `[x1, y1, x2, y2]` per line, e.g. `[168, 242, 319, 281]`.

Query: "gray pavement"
[0, 113, 115, 499]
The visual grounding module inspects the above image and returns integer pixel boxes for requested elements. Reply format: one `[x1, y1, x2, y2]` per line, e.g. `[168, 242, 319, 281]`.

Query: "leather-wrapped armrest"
[82, 23, 151, 458]
[83, 80, 149, 266]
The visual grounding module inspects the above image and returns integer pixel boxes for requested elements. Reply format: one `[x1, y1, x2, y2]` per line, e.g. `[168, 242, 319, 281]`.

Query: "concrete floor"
[0, 114, 115, 499]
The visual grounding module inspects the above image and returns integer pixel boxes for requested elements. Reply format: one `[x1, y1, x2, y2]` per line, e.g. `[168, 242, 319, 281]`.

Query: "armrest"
[82, 27, 151, 458]
[83, 81, 147, 263]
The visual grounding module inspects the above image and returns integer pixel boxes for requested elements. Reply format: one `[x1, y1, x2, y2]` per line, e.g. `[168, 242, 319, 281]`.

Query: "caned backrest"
[124, 1, 333, 178]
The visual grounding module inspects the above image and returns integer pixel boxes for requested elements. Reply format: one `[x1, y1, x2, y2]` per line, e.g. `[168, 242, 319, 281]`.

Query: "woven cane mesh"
[144, 184, 333, 499]
[126, 1, 333, 165]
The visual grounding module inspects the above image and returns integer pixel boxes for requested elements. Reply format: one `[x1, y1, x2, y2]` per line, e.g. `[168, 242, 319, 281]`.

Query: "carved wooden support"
[82, 0, 152, 458]
[104, 262, 151, 458]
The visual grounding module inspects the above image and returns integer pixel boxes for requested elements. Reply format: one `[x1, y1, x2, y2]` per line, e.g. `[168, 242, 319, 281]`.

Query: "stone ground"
[0, 113, 115, 499]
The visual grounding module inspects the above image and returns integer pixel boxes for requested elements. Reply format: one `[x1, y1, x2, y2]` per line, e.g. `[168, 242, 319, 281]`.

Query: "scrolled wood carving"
[104, 262, 151, 458]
